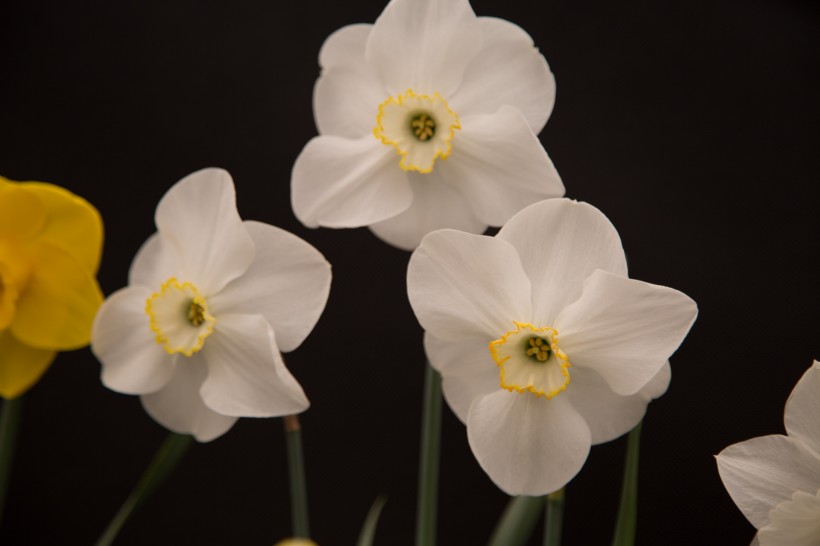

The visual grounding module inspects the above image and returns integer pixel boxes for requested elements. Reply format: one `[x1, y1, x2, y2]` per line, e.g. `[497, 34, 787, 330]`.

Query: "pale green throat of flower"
[373, 89, 460, 174]
[489, 322, 571, 398]
[146, 277, 215, 356]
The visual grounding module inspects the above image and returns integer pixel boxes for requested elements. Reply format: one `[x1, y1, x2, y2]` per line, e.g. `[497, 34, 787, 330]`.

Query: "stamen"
[410, 113, 436, 141]
[526, 336, 551, 362]
[187, 299, 206, 326]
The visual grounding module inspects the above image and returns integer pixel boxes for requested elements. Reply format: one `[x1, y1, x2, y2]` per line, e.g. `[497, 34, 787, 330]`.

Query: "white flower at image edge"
[292, 0, 564, 250]
[717, 361, 820, 546]
[91, 168, 331, 442]
[407, 199, 698, 495]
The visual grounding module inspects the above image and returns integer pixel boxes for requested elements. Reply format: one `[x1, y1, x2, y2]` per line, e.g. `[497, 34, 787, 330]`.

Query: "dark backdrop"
[0, 0, 817, 544]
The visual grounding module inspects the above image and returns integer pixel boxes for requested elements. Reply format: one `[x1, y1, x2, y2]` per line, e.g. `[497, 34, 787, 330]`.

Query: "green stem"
[0, 396, 23, 527]
[284, 414, 310, 538]
[487, 496, 544, 546]
[95, 432, 193, 546]
[544, 488, 565, 546]
[612, 421, 643, 546]
[415, 362, 442, 546]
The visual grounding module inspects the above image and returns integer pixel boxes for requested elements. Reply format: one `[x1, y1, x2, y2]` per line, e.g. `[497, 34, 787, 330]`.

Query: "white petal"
[291, 135, 412, 228]
[467, 390, 591, 495]
[784, 361, 820, 457]
[209, 222, 331, 352]
[451, 17, 555, 133]
[200, 314, 309, 418]
[365, 0, 483, 97]
[155, 168, 255, 294]
[717, 435, 820, 528]
[368, 171, 485, 250]
[408, 229, 531, 341]
[642, 360, 672, 400]
[92, 286, 175, 395]
[566, 366, 655, 445]
[314, 24, 386, 138]
[497, 199, 627, 325]
[438, 107, 563, 226]
[128, 233, 183, 288]
[556, 270, 696, 396]
[141, 356, 238, 442]
[319, 23, 374, 69]
[424, 333, 498, 424]
[758, 489, 820, 546]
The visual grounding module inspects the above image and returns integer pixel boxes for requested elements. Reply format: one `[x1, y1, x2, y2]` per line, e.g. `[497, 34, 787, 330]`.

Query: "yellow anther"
[410, 113, 436, 141]
[187, 299, 206, 326]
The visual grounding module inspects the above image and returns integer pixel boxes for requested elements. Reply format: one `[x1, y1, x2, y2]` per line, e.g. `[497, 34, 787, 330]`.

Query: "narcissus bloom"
[0, 176, 103, 398]
[717, 361, 820, 546]
[407, 199, 697, 494]
[92, 168, 331, 441]
[292, 0, 564, 250]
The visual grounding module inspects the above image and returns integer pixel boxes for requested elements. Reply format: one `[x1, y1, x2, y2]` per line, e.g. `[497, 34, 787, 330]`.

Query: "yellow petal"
[18, 181, 104, 274]
[0, 330, 56, 399]
[11, 242, 103, 350]
[0, 183, 47, 242]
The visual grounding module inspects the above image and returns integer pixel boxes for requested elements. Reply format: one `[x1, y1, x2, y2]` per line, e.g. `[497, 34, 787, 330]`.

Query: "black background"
[1, 0, 818, 544]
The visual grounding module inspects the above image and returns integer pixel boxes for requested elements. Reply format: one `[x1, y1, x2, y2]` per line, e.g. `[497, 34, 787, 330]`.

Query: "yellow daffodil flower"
[0, 176, 103, 398]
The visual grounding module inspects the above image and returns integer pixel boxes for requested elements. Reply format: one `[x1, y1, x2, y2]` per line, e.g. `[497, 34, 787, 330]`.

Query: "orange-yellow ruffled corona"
[0, 175, 103, 398]
[373, 89, 460, 174]
[146, 277, 215, 357]
[489, 321, 571, 399]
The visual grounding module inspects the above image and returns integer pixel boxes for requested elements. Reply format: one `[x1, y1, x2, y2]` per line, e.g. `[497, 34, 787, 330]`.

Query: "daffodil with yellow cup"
[0, 176, 103, 399]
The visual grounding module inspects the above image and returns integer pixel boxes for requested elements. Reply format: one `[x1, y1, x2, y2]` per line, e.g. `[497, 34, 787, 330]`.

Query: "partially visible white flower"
[717, 361, 820, 546]
[407, 199, 697, 495]
[92, 168, 331, 441]
[291, 0, 564, 250]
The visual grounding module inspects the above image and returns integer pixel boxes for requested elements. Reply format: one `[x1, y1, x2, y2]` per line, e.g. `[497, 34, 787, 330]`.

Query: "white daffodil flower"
[292, 0, 564, 250]
[717, 361, 820, 546]
[407, 199, 698, 495]
[91, 168, 331, 442]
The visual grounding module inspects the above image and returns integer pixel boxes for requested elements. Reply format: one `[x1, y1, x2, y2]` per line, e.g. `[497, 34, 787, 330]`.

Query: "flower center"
[526, 336, 551, 362]
[489, 322, 571, 399]
[145, 277, 215, 356]
[410, 113, 436, 141]
[373, 89, 460, 174]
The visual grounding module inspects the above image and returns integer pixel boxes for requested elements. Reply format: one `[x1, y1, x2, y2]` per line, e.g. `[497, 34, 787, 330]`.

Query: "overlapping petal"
[141, 356, 238, 442]
[365, 0, 483, 97]
[209, 221, 331, 352]
[717, 434, 820, 528]
[128, 232, 183, 288]
[200, 314, 309, 417]
[291, 135, 412, 228]
[0, 331, 56, 399]
[438, 107, 563, 226]
[408, 229, 531, 340]
[369, 172, 485, 250]
[0, 184, 47, 242]
[11, 243, 103, 350]
[497, 199, 627, 325]
[784, 361, 820, 457]
[467, 390, 591, 495]
[424, 333, 497, 424]
[758, 490, 820, 545]
[23, 182, 104, 273]
[566, 364, 668, 445]
[314, 24, 385, 138]
[556, 269, 696, 396]
[451, 17, 555, 133]
[93, 286, 175, 394]
[154, 168, 255, 294]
